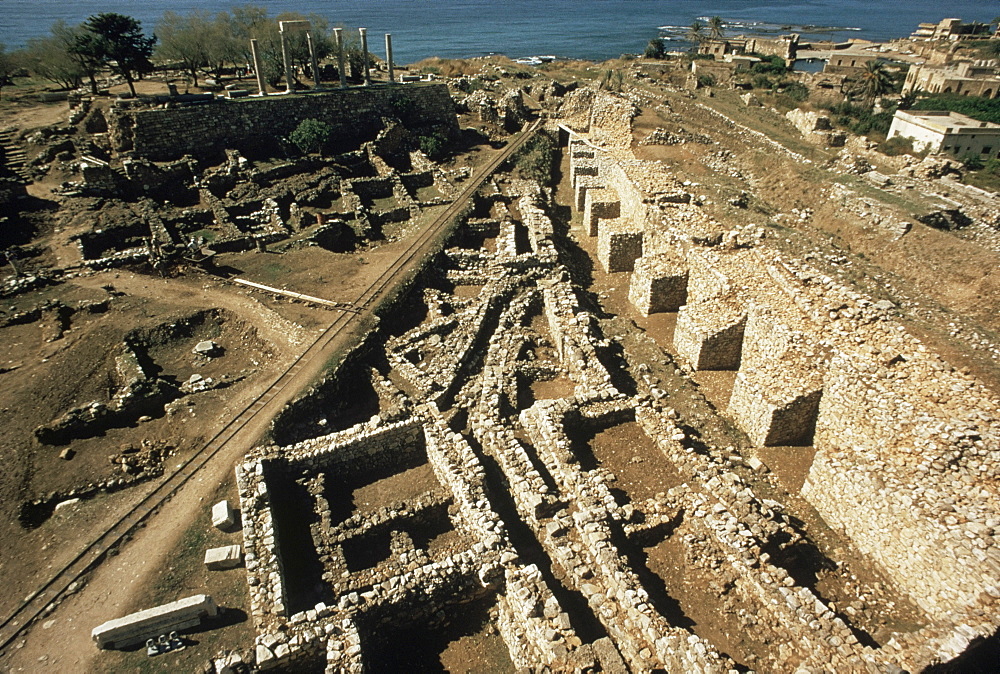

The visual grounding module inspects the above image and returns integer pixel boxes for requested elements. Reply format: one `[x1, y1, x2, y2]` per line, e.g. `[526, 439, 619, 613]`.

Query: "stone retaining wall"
[106, 84, 458, 161]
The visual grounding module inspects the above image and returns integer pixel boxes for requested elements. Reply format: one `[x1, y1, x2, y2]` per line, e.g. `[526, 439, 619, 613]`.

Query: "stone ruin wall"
[228, 115, 1000, 671]
[567, 121, 1000, 669]
[106, 83, 459, 161]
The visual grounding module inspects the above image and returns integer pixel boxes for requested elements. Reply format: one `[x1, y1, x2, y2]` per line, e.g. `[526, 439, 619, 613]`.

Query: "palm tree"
[898, 89, 920, 110]
[687, 20, 705, 46]
[842, 59, 894, 108]
[708, 16, 725, 40]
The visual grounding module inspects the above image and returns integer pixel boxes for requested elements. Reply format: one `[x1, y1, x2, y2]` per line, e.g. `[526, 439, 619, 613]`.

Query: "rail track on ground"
[0, 118, 543, 654]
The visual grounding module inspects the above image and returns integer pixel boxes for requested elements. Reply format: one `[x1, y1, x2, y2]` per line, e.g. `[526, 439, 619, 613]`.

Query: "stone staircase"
[0, 129, 31, 183]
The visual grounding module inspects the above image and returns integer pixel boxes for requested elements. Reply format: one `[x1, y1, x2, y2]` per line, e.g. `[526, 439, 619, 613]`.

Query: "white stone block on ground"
[205, 544, 243, 570]
[212, 500, 235, 530]
[575, 174, 605, 211]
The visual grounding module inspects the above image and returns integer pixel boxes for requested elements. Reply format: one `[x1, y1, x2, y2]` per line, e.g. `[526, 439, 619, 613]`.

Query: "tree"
[842, 59, 894, 109]
[24, 22, 86, 90]
[644, 38, 666, 60]
[687, 20, 705, 46]
[156, 11, 222, 87]
[708, 16, 725, 40]
[0, 45, 17, 101]
[67, 27, 106, 95]
[83, 13, 156, 97]
[599, 69, 624, 92]
[290, 118, 332, 155]
[897, 89, 920, 110]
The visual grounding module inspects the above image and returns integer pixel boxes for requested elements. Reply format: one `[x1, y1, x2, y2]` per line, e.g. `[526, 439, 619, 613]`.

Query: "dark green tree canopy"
[79, 13, 156, 97]
[645, 38, 666, 60]
[290, 118, 333, 155]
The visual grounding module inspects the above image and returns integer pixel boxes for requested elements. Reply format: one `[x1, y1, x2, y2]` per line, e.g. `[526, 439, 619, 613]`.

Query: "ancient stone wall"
[562, 114, 1000, 666]
[106, 84, 458, 161]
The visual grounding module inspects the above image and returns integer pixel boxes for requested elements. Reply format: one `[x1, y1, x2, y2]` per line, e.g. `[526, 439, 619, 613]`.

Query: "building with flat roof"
[910, 18, 993, 41]
[902, 60, 1000, 99]
[888, 109, 1000, 158]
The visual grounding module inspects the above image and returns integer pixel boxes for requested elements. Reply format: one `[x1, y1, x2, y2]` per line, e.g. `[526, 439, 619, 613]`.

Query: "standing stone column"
[306, 31, 321, 89]
[279, 27, 295, 92]
[334, 28, 347, 88]
[250, 39, 267, 96]
[385, 34, 395, 84]
[360, 28, 371, 86]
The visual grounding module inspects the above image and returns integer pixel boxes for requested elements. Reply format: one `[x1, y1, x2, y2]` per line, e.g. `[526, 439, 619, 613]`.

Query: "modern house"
[887, 110, 1000, 158]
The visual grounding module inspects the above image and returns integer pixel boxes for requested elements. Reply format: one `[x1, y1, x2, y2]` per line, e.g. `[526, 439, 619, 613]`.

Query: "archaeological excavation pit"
[230, 98, 1000, 672]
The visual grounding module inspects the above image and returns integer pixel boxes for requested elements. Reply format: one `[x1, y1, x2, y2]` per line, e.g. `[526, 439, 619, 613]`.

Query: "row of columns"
[251, 27, 396, 96]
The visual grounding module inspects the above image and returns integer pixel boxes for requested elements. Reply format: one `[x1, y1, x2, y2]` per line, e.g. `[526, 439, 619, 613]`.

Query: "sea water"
[0, 0, 996, 64]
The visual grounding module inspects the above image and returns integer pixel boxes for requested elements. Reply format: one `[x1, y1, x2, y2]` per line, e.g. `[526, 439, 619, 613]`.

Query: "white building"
[888, 110, 1000, 158]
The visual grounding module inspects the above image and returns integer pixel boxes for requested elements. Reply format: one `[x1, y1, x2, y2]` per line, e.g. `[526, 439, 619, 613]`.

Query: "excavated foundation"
[236, 108, 1000, 673]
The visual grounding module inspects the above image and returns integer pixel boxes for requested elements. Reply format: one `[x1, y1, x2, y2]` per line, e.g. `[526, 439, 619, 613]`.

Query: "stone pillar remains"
[628, 253, 689, 315]
[334, 28, 347, 88]
[386, 33, 395, 84]
[673, 297, 746, 370]
[727, 361, 823, 446]
[306, 32, 321, 89]
[360, 28, 371, 86]
[583, 187, 620, 236]
[250, 39, 267, 96]
[279, 26, 295, 93]
[597, 219, 643, 273]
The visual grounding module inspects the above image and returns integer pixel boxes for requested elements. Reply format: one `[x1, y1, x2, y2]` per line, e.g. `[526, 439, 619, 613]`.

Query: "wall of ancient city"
[105, 83, 458, 161]
[229, 87, 999, 671]
[564, 95, 1000, 669]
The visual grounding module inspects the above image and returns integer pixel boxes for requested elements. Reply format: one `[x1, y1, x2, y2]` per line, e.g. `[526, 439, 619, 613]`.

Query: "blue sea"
[0, 0, 997, 63]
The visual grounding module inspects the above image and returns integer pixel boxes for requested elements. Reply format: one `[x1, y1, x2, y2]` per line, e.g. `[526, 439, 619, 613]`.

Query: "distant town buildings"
[697, 34, 799, 63]
[910, 18, 994, 41]
[902, 61, 1000, 99]
[888, 110, 1000, 158]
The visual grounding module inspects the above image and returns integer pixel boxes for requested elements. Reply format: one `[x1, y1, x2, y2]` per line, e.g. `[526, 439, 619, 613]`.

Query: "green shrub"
[389, 95, 415, 120]
[289, 118, 333, 155]
[419, 132, 448, 160]
[880, 135, 915, 156]
[751, 74, 773, 90]
[781, 82, 809, 101]
[750, 54, 787, 75]
[960, 152, 984, 170]
[645, 38, 666, 60]
[912, 93, 1000, 124]
[514, 132, 556, 184]
[697, 74, 716, 88]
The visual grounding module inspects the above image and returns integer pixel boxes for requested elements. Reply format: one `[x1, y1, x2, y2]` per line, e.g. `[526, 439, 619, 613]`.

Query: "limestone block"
[597, 219, 643, 273]
[205, 544, 243, 570]
[91, 594, 218, 649]
[629, 254, 689, 316]
[727, 366, 823, 446]
[212, 500, 235, 530]
[584, 187, 621, 237]
[673, 299, 746, 370]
